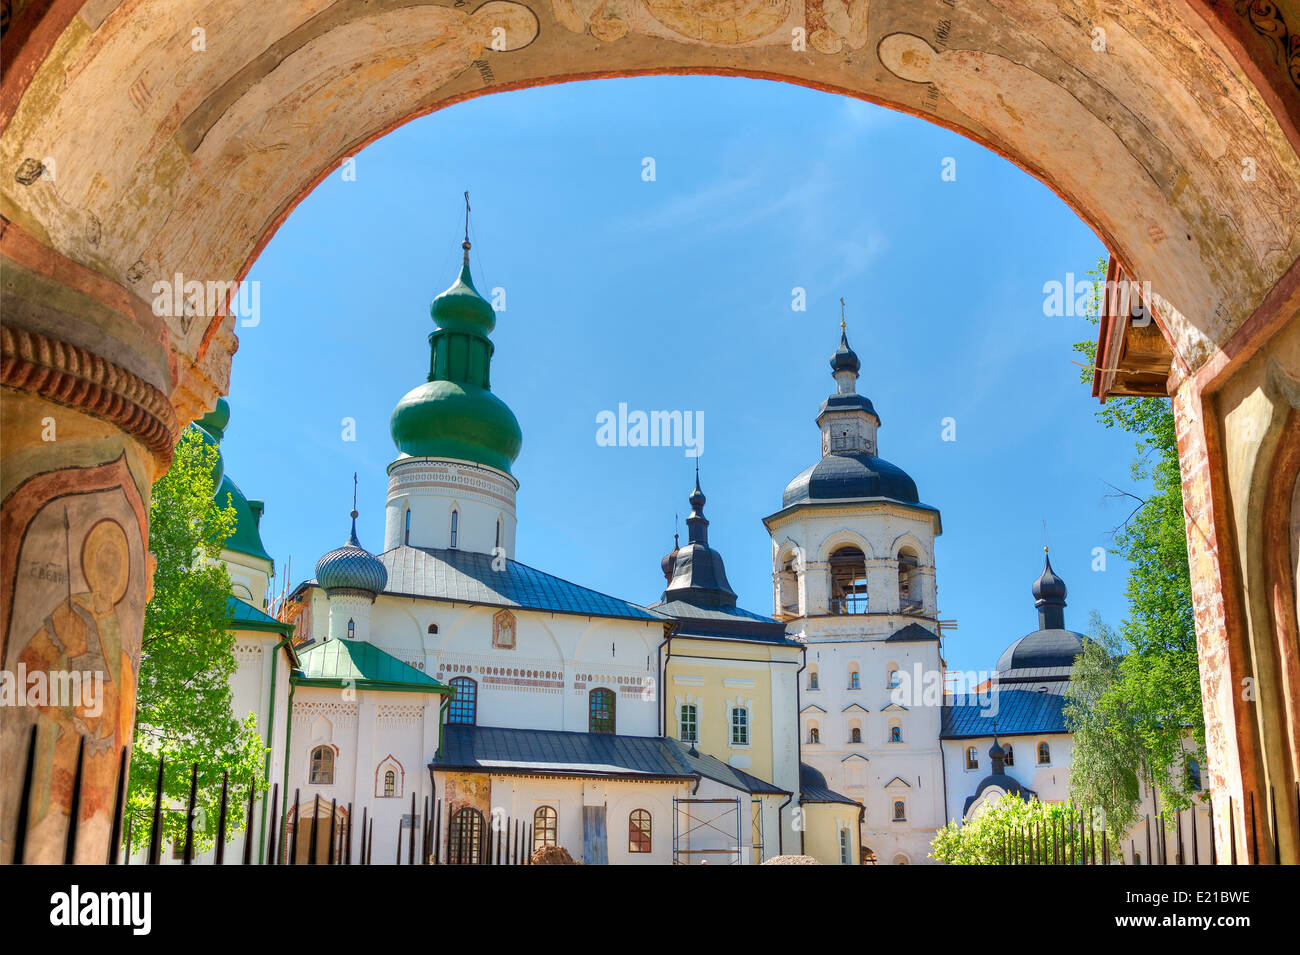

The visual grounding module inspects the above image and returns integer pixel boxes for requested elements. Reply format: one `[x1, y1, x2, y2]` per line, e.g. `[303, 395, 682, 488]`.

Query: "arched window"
[383, 770, 395, 797]
[427, 623, 439, 634]
[829, 546, 868, 614]
[629, 809, 652, 853]
[808, 725, 820, 744]
[730, 707, 749, 746]
[449, 677, 477, 725]
[850, 726, 862, 744]
[589, 688, 616, 734]
[966, 747, 978, 770]
[808, 667, 819, 691]
[533, 806, 558, 850]
[346, 618, 354, 640]
[1037, 742, 1051, 765]
[778, 554, 799, 615]
[309, 745, 334, 785]
[404, 508, 411, 545]
[893, 800, 906, 821]
[1133, 850, 1142, 865]
[679, 704, 697, 743]
[1186, 759, 1202, 790]
[892, 853, 911, 865]
[887, 666, 900, 689]
[897, 546, 921, 613]
[1003, 745, 1014, 766]
[889, 725, 902, 743]
[449, 509, 458, 548]
[848, 668, 860, 690]
[448, 807, 485, 864]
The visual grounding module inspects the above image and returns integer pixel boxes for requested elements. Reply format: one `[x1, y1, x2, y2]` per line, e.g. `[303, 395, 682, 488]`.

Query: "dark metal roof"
[798, 762, 859, 806]
[376, 545, 662, 621]
[941, 687, 1072, 739]
[782, 452, 922, 508]
[995, 628, 1084, 678]
[886, 622, 940, 643]
[653, 600, 798, 644]
[431, 724, 786, 794]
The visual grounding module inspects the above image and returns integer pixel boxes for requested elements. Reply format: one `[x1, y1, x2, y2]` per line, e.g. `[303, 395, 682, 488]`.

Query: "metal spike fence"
[8, 723, 540, 864]
[988, 793, 1300, 865]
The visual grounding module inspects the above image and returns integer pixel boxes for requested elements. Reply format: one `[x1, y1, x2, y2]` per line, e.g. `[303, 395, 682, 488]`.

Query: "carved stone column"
[1, 225, 179, 863]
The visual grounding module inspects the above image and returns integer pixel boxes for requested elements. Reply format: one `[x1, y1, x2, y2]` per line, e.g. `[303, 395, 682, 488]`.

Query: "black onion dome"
[830, 329, 860, 375]
[315, 515, 388, 595]
[660, 535, 679, 584]
[989, 739, 1005, 760]
[782, 452, 920, 508]
[1032, 551, 1068, 603]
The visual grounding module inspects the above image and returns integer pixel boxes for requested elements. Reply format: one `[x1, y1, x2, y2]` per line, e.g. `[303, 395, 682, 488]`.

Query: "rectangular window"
[679, 704, 698, 743]
[730, 707, 749, 746]
[839, 829, 851, 865]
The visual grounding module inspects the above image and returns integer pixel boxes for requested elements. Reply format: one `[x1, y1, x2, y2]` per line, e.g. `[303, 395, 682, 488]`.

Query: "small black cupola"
[1032, 547, 1068, 630]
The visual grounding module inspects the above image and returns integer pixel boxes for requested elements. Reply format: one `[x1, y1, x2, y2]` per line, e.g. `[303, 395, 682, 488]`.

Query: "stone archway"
[1, 0, 1297, 864]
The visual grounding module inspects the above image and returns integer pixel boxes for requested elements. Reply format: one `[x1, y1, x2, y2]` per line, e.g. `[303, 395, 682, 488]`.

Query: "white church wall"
[384, 458, 517, 556]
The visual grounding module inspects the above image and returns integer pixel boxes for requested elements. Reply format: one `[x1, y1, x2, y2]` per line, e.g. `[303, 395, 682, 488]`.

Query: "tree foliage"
[930, 793, 1108, 864]
[1065, 254, 1203, 830]
[127, 428, 265, 854]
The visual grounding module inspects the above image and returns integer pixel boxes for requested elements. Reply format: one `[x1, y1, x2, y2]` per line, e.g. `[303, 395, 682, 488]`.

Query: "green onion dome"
[315, 511, 388, 596]
[389, 240, 522, 474]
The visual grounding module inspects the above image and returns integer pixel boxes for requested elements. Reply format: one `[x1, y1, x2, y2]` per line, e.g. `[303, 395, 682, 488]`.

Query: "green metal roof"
[217, 474, 273, 566]
[227, 595, 293, 634]
[293, 639, 451, 695]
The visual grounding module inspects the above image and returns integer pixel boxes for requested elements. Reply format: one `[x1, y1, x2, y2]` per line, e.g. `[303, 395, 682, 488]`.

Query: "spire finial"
[462, 190, 472, 264]
[840, 296, 846, 333]
[347, 472, 361, 546]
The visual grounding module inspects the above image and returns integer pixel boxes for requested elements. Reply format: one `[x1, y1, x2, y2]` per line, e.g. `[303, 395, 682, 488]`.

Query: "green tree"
[1065, 255, 1203, 833]
[931, 793, 1105, 864]
[127, 428, 265, 855]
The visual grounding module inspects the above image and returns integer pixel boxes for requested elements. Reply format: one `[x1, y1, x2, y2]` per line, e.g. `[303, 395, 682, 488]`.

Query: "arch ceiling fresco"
[1, 0, 1298, 420]
[2, 0, 1299, 865]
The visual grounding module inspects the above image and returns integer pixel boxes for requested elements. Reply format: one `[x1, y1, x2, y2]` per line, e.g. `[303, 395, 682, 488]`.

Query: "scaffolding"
[673, 796, 743, 865]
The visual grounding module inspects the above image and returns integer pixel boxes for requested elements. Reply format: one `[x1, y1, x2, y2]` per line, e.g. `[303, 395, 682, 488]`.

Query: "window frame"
[1037, 741, 1051, 765]
[309, 745, 334, 785]
[730, 706, 750, 747]
[628, 809, 652, 854]
[589, 687, 616, 734]
[533, 806, 558, 851]
[448, 676, 477, 725]
[679, 703, 698, 743]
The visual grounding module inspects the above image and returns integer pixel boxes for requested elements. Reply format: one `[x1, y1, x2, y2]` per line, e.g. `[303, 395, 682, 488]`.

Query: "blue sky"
[226, 75, 1144, 676]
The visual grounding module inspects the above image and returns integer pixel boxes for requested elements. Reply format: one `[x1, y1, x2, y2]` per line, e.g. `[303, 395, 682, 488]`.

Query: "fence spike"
[64, 734, 86, 865]
[243, 778, 257, 865]
[182, 763, 198, 864]
[308, 793, 320, 865]
[215, 770, 229, 865]
[265, 783, 278, 865]
[12, 723, 38, 864]
[408, 791, 416, 865]
[288, 788, 300, 865]
[346, 802, 354, 865]
[328, 798, 338, 865]
[147, 755, 165, 865]
[109, 744, 128, 864]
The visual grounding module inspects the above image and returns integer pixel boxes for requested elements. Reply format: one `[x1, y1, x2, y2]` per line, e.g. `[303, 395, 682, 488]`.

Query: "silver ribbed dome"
[315, 514, 387, 595]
